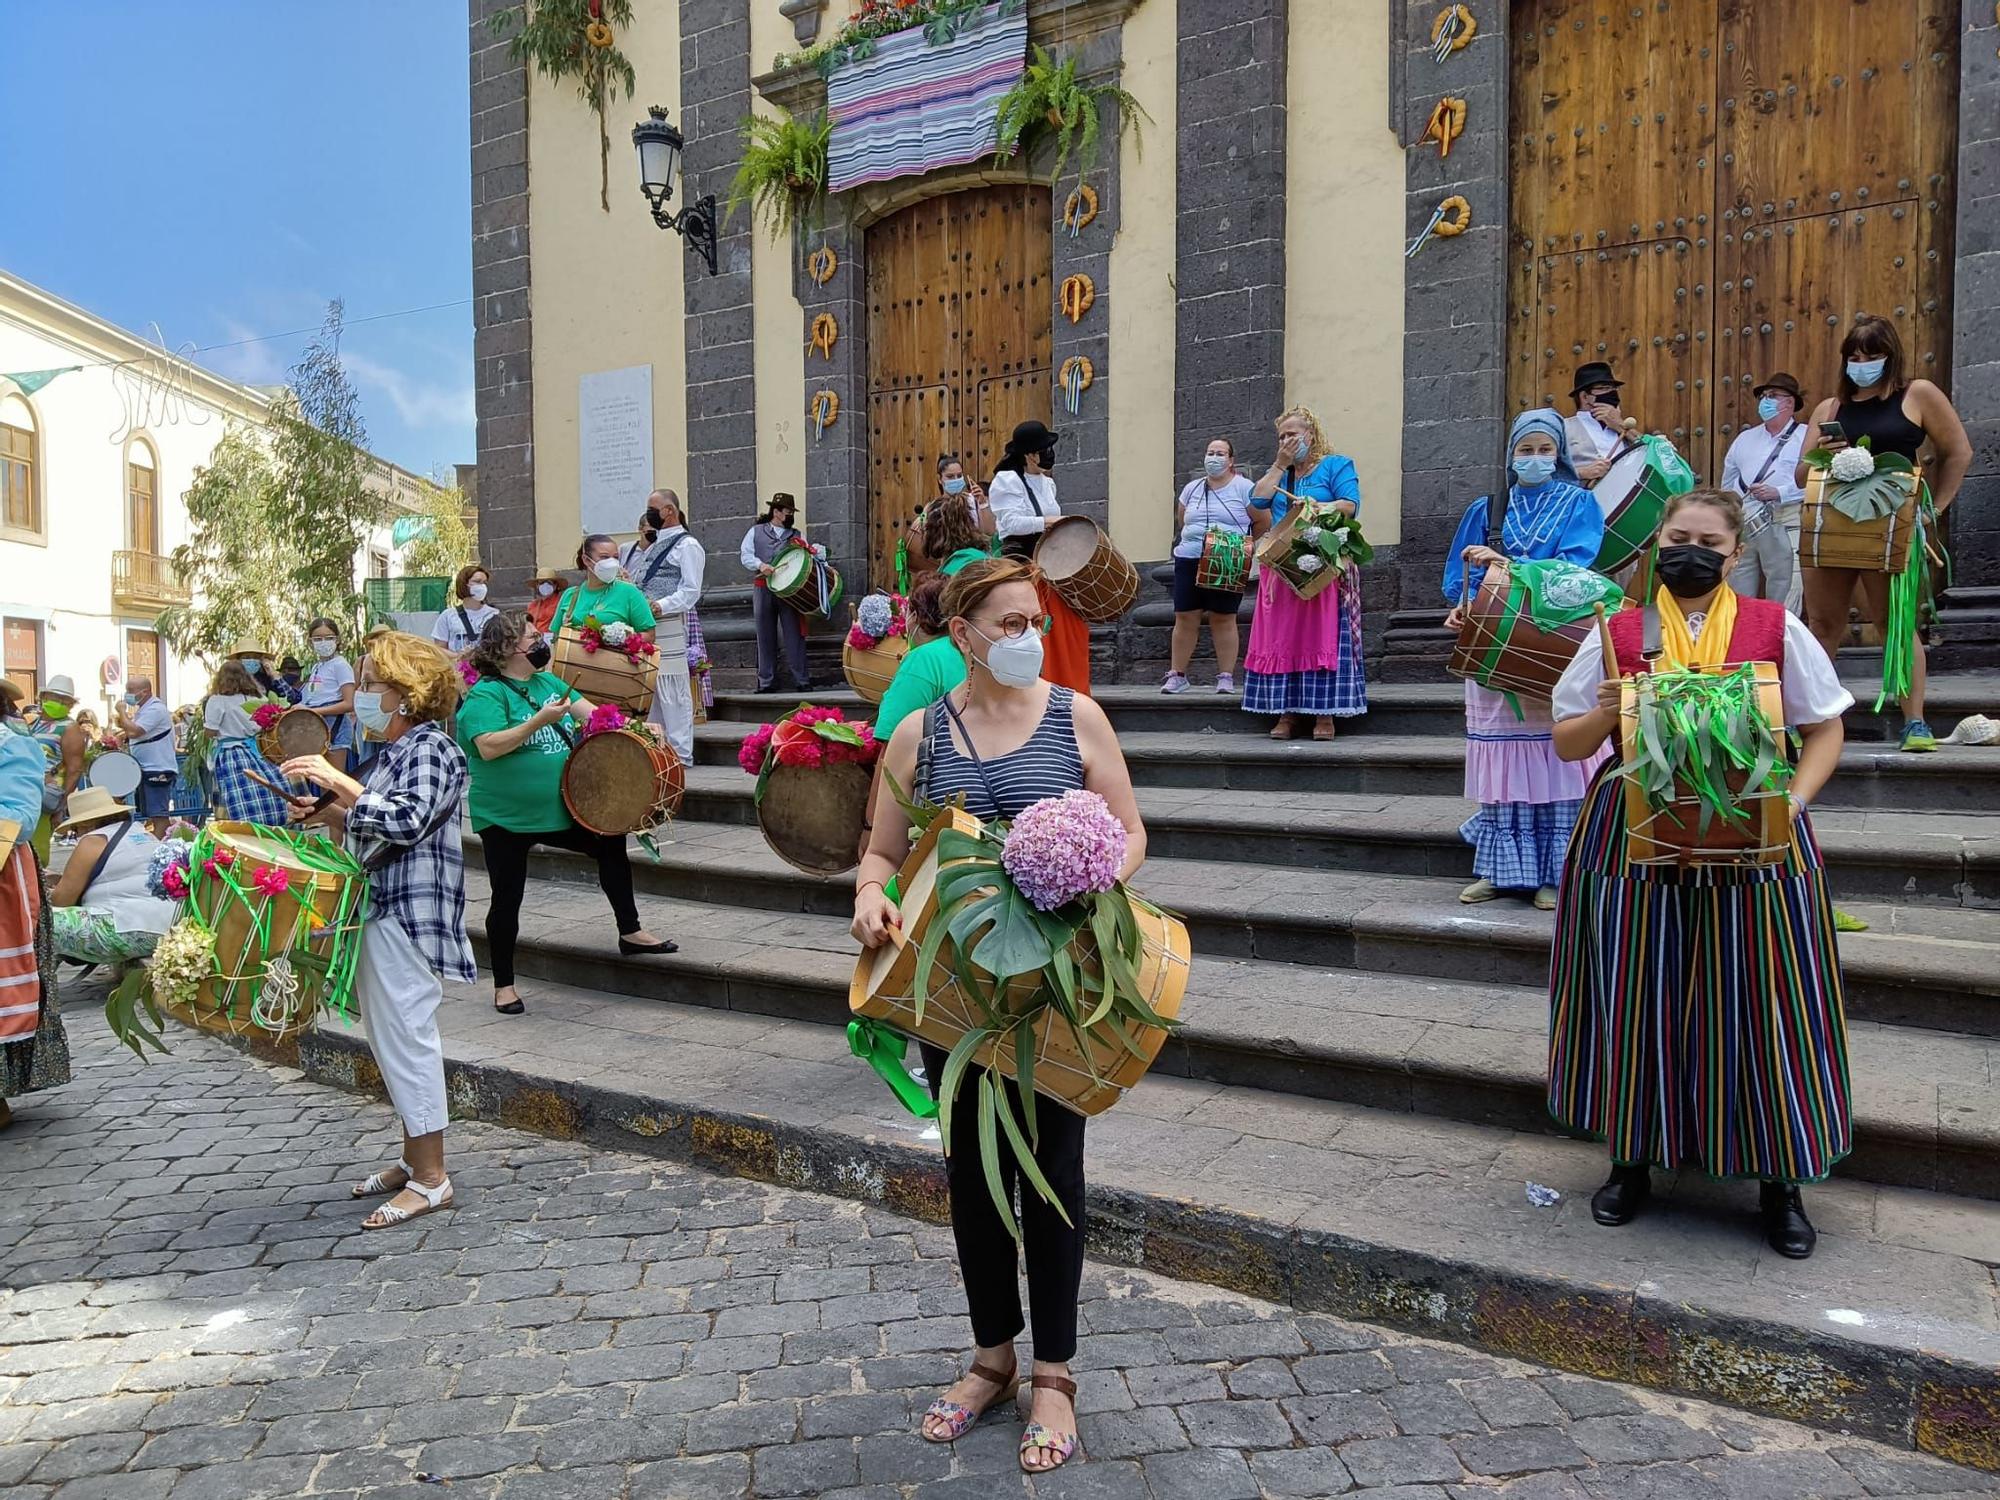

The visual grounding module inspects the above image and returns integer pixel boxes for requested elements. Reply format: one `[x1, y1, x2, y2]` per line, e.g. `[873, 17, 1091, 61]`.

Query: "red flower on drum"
[582, 704, 628, 739]
[201, 848, 236, 877]
[738, 722, 777, 774]
[620, 636, 657, 665]
[739, 705, 879, 779]
[250, 703, 284, 730]
[160, 865, 188, 900]
[250, 863, 291, 898]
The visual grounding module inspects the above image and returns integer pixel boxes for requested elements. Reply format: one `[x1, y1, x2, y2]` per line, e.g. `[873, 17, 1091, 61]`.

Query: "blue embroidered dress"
[1243, 454, 1367, 719]
[1442, 422, 1607, 890]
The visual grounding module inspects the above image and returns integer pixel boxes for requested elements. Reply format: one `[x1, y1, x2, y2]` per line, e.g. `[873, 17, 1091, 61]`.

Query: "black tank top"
[1835, 391, 1926, 461]
[920, 688, 1085, 820]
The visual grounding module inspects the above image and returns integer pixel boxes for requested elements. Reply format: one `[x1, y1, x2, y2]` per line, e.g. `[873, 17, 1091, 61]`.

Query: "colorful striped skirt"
[1546, 762, 1852, 1183]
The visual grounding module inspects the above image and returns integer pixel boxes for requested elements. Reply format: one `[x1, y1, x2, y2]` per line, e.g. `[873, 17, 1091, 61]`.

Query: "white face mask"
[467, 581, 488, 602]
[311, 639, 337, 660]
[592, 557, 622, 584]
[353, 691, 395, 739]
[967, 623, 1044, 689]
[537, 582, 556, 598]
[1204, 454, 1230, 477]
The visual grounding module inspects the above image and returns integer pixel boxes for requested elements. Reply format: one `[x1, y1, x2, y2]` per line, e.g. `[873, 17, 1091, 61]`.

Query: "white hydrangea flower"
[1829, 447, 1875, 482]
[600, 620, 633, 646]
[1296, 554, 1325, 574]
[1301, 525, 1324, 544]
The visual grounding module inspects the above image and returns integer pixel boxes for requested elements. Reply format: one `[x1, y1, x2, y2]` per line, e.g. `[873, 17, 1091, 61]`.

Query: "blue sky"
[0, 2, 473, 480]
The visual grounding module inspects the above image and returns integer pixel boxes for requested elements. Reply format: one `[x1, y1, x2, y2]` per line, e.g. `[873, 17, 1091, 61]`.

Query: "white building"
[0, 270, 430, 716]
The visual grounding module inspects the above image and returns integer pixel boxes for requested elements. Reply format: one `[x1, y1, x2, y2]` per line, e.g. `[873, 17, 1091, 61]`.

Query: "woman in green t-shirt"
[457, 612, 675, 1016]
[552, 533, 660, 639]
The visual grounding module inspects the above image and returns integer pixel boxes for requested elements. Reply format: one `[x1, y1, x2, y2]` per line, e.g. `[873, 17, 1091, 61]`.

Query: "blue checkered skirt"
[209, 738, 290, 826]
[1459, 800, 1583, 890]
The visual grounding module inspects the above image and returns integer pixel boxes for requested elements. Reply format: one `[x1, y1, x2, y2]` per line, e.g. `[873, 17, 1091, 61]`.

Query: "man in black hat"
[1563, 361, 1633, 483]
[739, 492, 811, 693]
[1720, 372, 1810, 611]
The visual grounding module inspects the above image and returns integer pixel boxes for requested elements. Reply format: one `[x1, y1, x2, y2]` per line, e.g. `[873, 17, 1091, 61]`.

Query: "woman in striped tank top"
[853, 557, 1146, 1475]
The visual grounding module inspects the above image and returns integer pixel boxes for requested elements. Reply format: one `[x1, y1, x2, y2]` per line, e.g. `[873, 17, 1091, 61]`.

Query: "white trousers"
[649, 664, 695, 766]
[354, 911, 448, 1137]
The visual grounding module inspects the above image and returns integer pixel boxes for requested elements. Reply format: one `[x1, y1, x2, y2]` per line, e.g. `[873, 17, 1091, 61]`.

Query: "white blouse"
[203, 693, 263, 740]
[1173, 475, 1255, 559]
[987, 471, 1060, 541]
[1552, 613, 1854, 729]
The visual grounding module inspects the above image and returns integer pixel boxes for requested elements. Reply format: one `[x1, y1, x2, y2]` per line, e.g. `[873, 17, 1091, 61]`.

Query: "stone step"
[666, 764, 2000, 908]
[486, 819, 2000, 1035]
[466, 863, 2000, 1193]
[705, 674, 2000, 742]
[289, 972, 2000, 1466]
[692, 717, 2000, 813]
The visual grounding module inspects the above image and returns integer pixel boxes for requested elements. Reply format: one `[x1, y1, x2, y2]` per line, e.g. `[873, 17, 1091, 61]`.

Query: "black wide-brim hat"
[1006, 419, 1061, 453]
[1569, 361, 1624, 396]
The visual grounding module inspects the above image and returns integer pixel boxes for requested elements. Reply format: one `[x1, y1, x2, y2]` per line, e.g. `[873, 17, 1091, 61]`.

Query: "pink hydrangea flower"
[738, 722, 777, 775]
[583, 704, 627, 738]
[1000, 790, 1127, 912]
[457, 659, 480, 687]
[201, 848, 236, 877]
[251, 863, 290, 897]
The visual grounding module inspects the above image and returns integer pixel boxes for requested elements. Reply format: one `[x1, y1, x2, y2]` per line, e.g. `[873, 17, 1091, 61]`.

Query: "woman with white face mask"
[524, 569, 568, 641]
[1164, 437, 1256, 694]
[301, 617, 357, 771]
[851, 556, 1146, 1476]
[551, 534, 659, 649]
[430, 565, 499, 660]
[1795, 313, 1973, 752]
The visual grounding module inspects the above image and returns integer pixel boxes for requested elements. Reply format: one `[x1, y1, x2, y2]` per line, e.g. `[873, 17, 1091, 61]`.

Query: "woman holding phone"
[1795, 315, 1972, 752]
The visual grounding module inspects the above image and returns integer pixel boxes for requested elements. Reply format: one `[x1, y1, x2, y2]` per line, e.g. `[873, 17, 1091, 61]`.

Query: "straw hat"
[56, 785, 135, 835]
[528, 568, 570, 590]
[225, 634, 273, 662]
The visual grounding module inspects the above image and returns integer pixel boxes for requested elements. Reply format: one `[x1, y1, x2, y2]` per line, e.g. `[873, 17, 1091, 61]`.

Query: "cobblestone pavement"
[4, 1010, 1997, 1500]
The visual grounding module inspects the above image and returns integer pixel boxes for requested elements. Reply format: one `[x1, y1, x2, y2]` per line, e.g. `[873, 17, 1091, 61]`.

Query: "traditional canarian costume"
[1546, 587, 1854, 1183]
[1243, 453, 1367, 721]
[1443, 411, 1609, 893]
[989, 469, 1091, 695]
[622, 526, 705, 765]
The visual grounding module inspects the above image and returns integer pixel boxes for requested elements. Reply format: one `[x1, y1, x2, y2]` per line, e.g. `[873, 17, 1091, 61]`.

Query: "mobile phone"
[1818, 421, 1845, 441]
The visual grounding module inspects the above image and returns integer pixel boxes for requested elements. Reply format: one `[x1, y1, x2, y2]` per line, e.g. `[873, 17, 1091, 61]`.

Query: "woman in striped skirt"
[1547, 489, 1853, 1260]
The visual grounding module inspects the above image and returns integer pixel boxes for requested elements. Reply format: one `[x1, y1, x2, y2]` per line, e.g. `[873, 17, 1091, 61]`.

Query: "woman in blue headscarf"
[1441, 409, 1607, 910]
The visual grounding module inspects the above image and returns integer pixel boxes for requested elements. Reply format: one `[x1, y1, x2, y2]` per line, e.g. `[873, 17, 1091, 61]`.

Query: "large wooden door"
[866, 183, 1052, 587]
[1507, 0, 1958, 479]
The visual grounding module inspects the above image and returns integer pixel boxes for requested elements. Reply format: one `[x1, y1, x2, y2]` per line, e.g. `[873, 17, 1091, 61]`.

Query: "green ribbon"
[1876, 482, 1947, 712]
[847, 1020, 938, 1118]
[186, 824, 367, 1023]
[894, 536, 912, 596]
[1200, 528, 1248, 589]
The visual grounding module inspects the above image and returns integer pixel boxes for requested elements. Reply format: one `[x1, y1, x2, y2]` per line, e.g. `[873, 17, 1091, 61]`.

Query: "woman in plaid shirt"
[282, 631, 474, 1230]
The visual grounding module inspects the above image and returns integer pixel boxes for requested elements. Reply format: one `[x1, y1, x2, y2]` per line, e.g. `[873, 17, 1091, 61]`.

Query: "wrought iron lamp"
[633, 105, 718, 276]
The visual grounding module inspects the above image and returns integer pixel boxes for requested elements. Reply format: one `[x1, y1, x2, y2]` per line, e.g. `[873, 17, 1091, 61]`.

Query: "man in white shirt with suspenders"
[1719, 372, 1809, 613]
[621, 489, 705, 762]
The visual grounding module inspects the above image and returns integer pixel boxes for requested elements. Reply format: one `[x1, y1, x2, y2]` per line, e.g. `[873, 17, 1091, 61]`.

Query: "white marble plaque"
[579, 365, 653, 536]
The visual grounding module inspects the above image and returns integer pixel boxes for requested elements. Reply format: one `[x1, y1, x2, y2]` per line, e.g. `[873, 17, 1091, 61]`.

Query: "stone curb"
[189, 1015, 2000, 1474]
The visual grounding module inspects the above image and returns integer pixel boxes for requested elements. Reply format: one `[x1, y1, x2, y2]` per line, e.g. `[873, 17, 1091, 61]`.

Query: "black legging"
[920, 1043, 1086, 1362]
[477, 824, 642, 988]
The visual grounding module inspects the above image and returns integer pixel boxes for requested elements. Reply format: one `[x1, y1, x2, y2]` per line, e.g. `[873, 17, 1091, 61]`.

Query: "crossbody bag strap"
[634, 531, 689, 593]
[1749, 422, 1801, 487]
[79, 821, 133, 895]
[937, 693, 1005, 812]
[358, 733, 464, 873]
[492, 675, 575, 749]
[456, 605, 475, 640]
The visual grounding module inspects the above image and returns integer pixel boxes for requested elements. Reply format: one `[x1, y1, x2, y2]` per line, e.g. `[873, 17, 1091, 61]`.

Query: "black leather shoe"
[1759, 1181, 1817, 1259]
[619, 936, 679, 956]
[1590, 1163, 1652, 1226]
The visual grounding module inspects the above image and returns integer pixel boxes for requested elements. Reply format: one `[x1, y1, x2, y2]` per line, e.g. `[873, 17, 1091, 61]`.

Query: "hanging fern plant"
[491, 0, 638, 213]
[726, 112, 833, 244]
[992, 46, 1152, 185]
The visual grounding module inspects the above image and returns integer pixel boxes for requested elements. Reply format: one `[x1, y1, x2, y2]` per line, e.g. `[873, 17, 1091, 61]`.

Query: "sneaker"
[1900, 719, 1937, 753]
[1161, 672, 1190, 695]
[1459, 878, 1498, 904]
[1533, 885, 1558, 911]
[1215, 674, 1236, 694]
[1833, 908, 1871, 933]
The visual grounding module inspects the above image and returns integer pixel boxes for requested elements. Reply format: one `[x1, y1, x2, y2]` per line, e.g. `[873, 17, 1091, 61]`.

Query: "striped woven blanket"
[825, 2, 1027, 193]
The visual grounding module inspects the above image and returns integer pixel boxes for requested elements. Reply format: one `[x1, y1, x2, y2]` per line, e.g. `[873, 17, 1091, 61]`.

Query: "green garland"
[1877, 482, 1948, 712]
[1619, 666, 1793, 839]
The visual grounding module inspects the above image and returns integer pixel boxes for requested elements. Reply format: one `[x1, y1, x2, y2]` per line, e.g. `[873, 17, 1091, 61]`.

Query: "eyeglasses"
[974, 613, 1051, 640]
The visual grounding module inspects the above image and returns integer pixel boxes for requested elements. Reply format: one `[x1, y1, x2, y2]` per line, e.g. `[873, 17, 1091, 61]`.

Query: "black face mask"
[1590, 390, 1620, 409]
[642, 509, 664, 533]
[1039, 447, 1058, 472]
[525, 641, 552, 670]
[1656, 544, 1729, 599]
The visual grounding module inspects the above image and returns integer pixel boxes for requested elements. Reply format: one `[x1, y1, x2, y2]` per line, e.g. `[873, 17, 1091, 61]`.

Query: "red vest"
[1606, 594, 1787, 677]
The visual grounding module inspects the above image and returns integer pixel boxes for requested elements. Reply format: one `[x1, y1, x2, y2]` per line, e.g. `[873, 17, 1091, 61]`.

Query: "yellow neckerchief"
[1652, 584, 1738, 669]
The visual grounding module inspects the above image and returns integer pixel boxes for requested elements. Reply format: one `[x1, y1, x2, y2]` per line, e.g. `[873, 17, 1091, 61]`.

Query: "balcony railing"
[112, 549, 191, 611]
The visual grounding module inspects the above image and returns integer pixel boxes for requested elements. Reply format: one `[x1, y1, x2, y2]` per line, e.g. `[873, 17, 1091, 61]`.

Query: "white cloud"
[341, 350, 475, 429]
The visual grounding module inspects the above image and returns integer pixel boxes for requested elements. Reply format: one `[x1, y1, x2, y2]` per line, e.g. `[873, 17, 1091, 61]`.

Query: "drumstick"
[1593, 603, 1618, 678]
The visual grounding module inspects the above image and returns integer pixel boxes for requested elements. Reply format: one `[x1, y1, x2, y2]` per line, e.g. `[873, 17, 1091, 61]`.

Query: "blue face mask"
[1511, 454, 1557, 486]
[1757, 395, 1783, 422]
[1847, 357, 1887, 388]
[941, 476, 967, 495]
[353, 691, 395, 739]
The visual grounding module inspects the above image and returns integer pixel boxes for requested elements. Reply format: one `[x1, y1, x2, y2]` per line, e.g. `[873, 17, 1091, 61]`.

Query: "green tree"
[396, 476, 478, 581]
[158, 304, 385, 667]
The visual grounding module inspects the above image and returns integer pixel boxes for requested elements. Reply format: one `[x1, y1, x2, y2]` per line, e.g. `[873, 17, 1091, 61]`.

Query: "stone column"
[1950, 0, 2000, 595]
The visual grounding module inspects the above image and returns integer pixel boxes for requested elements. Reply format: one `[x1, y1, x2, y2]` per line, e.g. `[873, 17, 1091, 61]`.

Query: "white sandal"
[351, 1159, 413, 1199]
[362, 1175, 452, 1230]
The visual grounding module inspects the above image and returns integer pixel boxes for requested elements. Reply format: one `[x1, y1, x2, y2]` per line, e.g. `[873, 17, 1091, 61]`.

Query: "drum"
[552, 629, 658, 716]
[849, 808, 1192, 1116]
[86, 750, 142, 800]
[1036, 516, 1140, 623]
[769, 545, 846, 620]
[1446, 563, 1594, 704]
[184, 821, 367, 1041]
[1800, 465, 1921, 573]
[842, 633, 910, 705]
[1194, 527, 1250, 594]
[757, 759, 872, 877]
[256, 707, 330, 768]
[1620, 663, 1792, 868]
[1590, 441, 1677, 575]
[561, 727, 684, 836]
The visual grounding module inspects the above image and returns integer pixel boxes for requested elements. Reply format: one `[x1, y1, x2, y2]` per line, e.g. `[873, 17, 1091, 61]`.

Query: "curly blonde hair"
[1275, 405, 1332, 469]
[362, 631, 462, 724]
